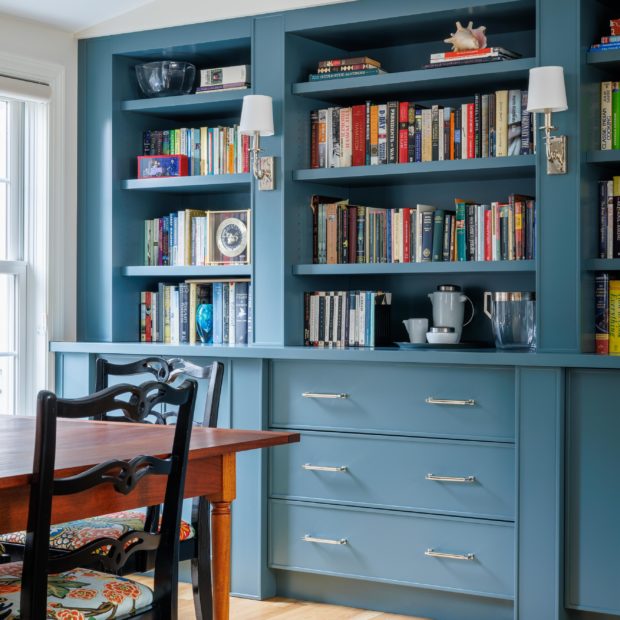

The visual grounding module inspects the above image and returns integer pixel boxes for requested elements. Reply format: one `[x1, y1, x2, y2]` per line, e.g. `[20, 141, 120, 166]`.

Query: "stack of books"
[142, 125, 250, 175]
[139, 279, 252, 345]
[424, 47, 521, 69]
[310, 90, 535, 168]
[590, 19, 620, 52]
[595, 273, 620, 355]
[600, 81, 620, 150]
[310, 194, 535, 265]
[143, 209, 250, 267]
[196, 64, 250, 93]
[598, 178, 620, 258]
[303, 290, 391, 347]
[308, 56, 386, 81]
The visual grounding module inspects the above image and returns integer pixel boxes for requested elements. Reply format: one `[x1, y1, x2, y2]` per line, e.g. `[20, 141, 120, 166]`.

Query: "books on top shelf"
[309, 56, 386, 81]
[141, 125, 250, 176]
[310, 90, 535, 169]
[144, 209, 250, 267]
[197, 64, 250, 92]
[424, 47, 521, 69]
[595, 273, 620, 355]
[304, 290, 391, 347]
[139, 279, 252, 345]
[310, 194, 535, 264]
[590, 19, 620, 51]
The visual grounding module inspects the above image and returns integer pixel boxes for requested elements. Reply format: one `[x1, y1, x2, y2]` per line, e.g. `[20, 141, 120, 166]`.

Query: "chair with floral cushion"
[0, 357, 224, 620]
[0, 378, 197, 619]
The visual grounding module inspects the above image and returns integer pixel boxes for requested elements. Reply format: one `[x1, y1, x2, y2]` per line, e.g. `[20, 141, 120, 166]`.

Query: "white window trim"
[0, 51, 66, 407]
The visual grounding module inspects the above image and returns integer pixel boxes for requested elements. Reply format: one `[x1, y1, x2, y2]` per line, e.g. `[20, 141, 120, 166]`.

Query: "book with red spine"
[352, 104, 366, 166]
[484, 209, 492, 261]
[467, 104, 475, 159]
[398, 101, 409, 163]
[145, 291, 152, 342]
[402, 207, 411, 262]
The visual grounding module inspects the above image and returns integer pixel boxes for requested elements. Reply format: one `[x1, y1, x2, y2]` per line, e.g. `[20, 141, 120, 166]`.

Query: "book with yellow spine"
[609, 279, 620, 355]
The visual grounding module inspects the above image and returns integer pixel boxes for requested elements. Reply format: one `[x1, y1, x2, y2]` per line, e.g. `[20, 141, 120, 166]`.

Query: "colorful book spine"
[596, 273, 610, 355]
[614, 82, 620, 150]
[610, 279, 620, 355]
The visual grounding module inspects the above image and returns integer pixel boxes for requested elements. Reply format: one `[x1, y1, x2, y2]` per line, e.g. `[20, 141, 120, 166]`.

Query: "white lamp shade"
[239, 94, 274, 136]
[526, 66, 568, 113]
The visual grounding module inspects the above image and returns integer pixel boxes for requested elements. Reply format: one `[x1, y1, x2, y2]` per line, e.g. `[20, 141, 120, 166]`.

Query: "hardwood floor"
[132, 575, 427, 619]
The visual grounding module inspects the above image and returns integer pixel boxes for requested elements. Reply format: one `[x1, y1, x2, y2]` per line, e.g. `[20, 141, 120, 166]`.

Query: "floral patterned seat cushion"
[0, 562, 153, 619]
[0, 510, 194, 552]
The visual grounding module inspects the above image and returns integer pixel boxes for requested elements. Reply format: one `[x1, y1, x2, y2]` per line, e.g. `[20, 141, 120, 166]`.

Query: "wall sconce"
[526, 66, 568, 175]
[240, 94, 275, 190]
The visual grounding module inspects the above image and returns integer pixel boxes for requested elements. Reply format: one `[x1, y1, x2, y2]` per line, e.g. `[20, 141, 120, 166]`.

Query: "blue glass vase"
[196, 303, 213, 344]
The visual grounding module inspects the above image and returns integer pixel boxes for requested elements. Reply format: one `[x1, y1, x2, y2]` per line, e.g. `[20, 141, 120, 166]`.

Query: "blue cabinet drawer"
[567, 369, 620, 614]
[271, 431, 514, 520]
[270, 361, 515, 441]
[269, 499, 514, 599]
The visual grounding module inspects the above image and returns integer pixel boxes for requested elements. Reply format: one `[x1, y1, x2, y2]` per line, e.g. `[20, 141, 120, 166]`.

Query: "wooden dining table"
[0, 415, 299, 619]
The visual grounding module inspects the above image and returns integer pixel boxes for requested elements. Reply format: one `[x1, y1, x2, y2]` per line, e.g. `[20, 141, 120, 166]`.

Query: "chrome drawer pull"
[425, 473, 475, 483]
[425, 548, 475, 561]
[303, 534, 348, 545]
[302, 463, 348, 473]
[425, 397, 475, 406]
[302, 392, 348, 399]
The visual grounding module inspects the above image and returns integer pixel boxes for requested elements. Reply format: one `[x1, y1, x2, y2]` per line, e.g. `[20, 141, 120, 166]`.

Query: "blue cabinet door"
[567, 369, 620, 614]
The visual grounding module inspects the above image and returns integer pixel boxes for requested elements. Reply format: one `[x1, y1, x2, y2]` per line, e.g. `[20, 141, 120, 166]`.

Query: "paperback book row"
[424, 46, 521, 69]
[139, 279, 252, 345]
[303, 290, 392, 347]
[590, 18, 620, 52]
[599, 82, 620, 150]
[599, 179, 620, 258]
[311, 194, 536, 264]
[309, 55, 387, 81]
[141, 125, 250, 175]
[595, 273, 620, 355]
[144, 209, 250, 266]
[310, 89, 535, 169]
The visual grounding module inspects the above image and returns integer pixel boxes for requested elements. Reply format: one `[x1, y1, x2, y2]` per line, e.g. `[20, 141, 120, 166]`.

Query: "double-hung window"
[0, 77, 50, 416]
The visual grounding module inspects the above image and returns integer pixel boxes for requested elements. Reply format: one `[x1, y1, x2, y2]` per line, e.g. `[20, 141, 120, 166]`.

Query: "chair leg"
[192, 497, 213, 620]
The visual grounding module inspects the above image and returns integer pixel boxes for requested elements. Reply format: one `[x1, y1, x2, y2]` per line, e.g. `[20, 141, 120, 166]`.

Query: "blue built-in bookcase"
[57, 0, 620, 619]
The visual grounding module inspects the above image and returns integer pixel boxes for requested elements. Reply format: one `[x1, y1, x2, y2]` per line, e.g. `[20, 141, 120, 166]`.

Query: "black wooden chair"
[0, 356, 224, 620]
[0, 379, 197, 620]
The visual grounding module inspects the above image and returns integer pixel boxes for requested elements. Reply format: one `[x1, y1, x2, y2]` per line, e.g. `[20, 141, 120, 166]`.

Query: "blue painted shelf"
[121, 89, 250, 119]
[121, 173, 251, 193]
[586, 150, 620, 164]
[293, 261, 536, 275]
[122, 265, 252, 277]
[293, 155, 536, 186]
[583, 259, 620, 271]
[293, 58, 536, 102]
[586, 49, 620, 67]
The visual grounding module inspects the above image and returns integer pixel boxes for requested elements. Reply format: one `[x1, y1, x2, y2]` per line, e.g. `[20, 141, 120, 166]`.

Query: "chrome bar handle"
[302, 392, 348, 399]
[425, 397, 475, 406]
[303, 463, 348, 473]
[425, 548, 475, 561]
[425, 473, 475, 483]
[303, 535, 348, 545]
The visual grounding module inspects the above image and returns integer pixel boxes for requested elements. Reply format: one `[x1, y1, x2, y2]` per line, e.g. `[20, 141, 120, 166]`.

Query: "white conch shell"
[443, 20, 485, 52]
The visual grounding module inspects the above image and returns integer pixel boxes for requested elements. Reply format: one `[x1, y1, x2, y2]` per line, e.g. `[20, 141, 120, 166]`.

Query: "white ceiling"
[0, 0, 154, 32]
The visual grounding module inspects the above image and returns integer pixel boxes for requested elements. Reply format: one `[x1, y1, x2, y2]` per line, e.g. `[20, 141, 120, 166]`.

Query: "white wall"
[78, 0, 352, 38]
[0, 13, 77, 341]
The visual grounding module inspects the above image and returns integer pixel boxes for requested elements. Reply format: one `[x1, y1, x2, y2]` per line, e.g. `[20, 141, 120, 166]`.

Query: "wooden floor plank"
[132, 575, 427, 619]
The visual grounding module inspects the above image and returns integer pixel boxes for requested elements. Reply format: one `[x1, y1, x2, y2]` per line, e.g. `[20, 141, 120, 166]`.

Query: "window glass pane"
[0, 273, 16, 415]
[0, 182, 6, 260]
[0, 100, 6, 179]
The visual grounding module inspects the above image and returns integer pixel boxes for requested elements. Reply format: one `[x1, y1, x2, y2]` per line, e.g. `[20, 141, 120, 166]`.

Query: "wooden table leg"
[211, 500, 232, 620]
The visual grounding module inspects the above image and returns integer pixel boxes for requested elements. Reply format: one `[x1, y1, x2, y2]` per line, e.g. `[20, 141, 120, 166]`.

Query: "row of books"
[139, 279, 252, 345]
[595, 273, 620, 355]
[600, 82, 620, 150]
[309, 55, 386, 82]
[141, 126, 250, 175]
[310, 90, 535, 169]
[590, 18, 620, 52]
[303, 290, 391, 347]
[311, 194, 536, 264]
[144, 209, 250, 266]
[197, 64, 250, 92]
[424, 46, 521, 69]
[599, 179, 620, 258]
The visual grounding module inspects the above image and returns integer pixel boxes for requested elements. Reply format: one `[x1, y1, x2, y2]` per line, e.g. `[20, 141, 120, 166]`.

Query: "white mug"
[402, 318, 429, 343]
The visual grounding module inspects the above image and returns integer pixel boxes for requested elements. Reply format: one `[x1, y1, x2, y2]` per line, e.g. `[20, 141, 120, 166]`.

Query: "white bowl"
[426, 331, 460, 345]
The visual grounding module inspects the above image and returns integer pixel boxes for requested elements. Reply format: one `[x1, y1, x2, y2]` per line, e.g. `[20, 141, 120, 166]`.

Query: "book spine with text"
[595, 273, 610, 355]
